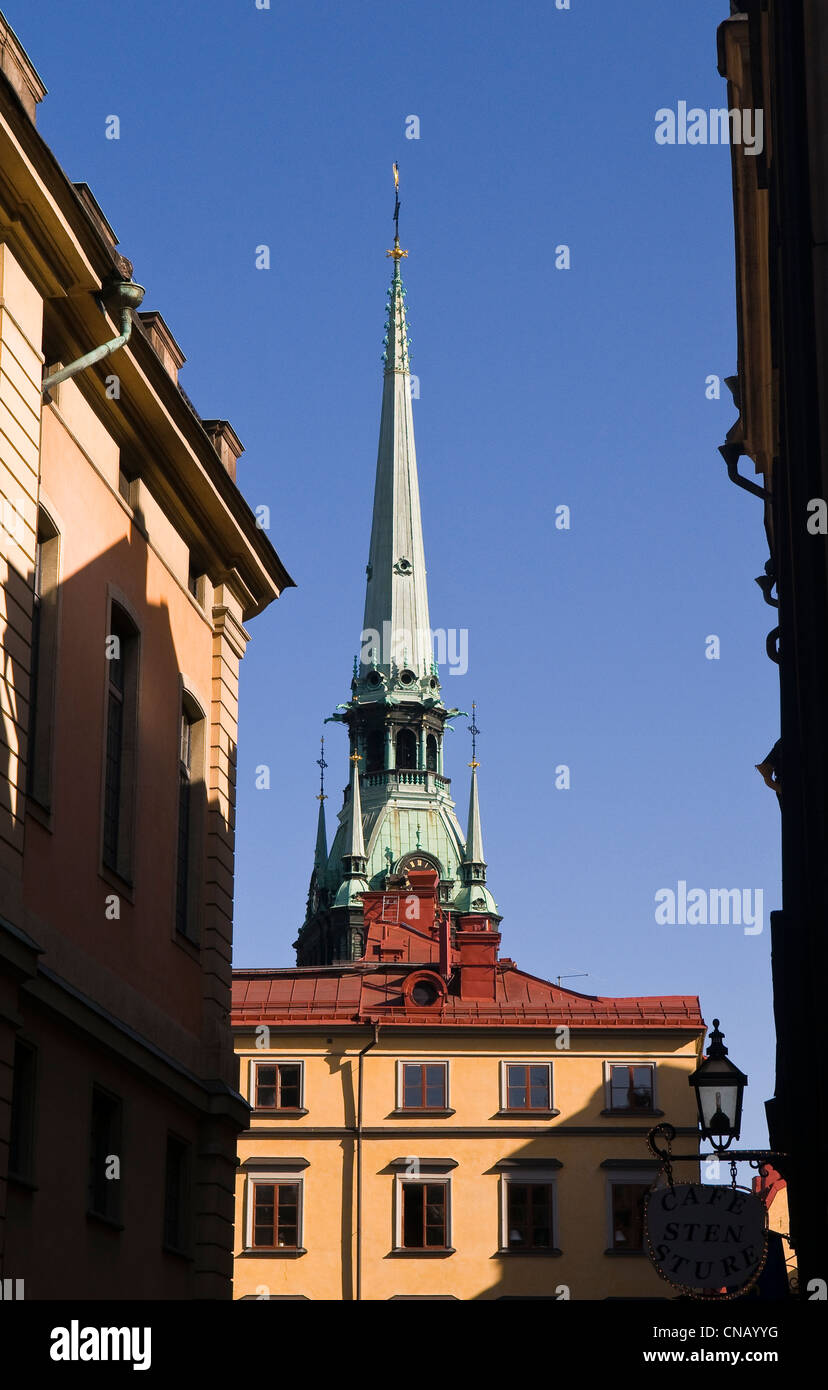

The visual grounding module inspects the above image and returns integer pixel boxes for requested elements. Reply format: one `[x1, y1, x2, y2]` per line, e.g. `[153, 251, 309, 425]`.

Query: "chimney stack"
[456, 917, 500, 1000]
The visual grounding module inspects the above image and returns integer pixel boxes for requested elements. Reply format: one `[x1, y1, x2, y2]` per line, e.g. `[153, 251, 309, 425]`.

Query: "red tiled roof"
[232, 963, 704, 1032]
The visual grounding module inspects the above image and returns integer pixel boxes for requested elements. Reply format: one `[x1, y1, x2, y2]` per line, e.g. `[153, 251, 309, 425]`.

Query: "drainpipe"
[42, 277, 145, 399]
[355, 1021, 380, 1301]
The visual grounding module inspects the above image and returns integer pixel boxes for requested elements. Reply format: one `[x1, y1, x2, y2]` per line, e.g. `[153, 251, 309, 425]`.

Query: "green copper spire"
[295, 181, 502, 966]
[361, 168, 431, 684]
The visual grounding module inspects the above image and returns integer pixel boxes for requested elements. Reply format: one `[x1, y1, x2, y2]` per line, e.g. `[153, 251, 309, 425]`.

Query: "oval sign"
[645, 1183, 768, 1297]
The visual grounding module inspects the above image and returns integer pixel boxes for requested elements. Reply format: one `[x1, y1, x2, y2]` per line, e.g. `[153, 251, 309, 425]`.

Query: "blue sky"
[14, 0, 779, 1149]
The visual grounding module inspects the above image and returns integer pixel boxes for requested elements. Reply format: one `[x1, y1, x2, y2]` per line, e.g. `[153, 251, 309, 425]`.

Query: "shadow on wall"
[1, 511, 238, 1298]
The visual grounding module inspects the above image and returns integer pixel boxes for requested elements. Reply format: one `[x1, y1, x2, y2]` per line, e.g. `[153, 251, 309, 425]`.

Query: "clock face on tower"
[397, 851, 441, 877]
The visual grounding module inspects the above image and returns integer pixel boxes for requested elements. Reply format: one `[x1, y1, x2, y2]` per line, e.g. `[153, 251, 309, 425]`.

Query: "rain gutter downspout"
[42, 278, 145, 398]
[355, 1020, 380, 1301]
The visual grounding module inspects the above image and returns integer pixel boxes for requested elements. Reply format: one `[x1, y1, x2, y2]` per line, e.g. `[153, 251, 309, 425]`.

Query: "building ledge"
[387, 1248, 456, 1258]
[237, 1248, 307, 1258]
[493, 1248, 563, 1258]
[493, 1109, 560, 1119]
[388, 1108, 455, 1118]
[251, 1108, 309, 1119]
[600, 1109, 664, 1119]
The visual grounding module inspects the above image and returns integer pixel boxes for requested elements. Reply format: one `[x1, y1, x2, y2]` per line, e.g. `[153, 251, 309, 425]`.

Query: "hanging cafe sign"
[643, 1121, 780, 1300]
[645, 1181, 768, 1298]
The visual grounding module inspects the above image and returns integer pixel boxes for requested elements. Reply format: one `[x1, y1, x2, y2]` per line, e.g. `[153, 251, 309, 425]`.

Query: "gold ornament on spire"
[387, 161, 408, 259]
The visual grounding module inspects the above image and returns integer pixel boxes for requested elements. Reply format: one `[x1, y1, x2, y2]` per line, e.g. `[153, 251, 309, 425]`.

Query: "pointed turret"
[313, 795, 328, 874]
[334, 754, 369, 907]
[455, 707, 499, 917]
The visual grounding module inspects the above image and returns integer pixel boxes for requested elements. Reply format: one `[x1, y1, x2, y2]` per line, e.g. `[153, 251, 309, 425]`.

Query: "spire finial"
[468, 701, 481, 770]
[387, 162, 408, 261]
[316, 736, 328, 802]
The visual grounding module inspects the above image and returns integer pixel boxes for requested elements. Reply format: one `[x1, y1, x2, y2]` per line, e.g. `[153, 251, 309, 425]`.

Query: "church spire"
[360, 165, 432, 683]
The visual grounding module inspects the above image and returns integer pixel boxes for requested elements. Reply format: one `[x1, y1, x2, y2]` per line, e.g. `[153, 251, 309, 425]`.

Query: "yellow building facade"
[232, 877, 704, 1301]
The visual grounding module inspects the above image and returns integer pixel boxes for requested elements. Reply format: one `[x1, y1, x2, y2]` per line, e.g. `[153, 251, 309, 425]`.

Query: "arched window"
[396, 728, 417, 769]
[365, 729, 384, 773]
[426, 734, 438, 772]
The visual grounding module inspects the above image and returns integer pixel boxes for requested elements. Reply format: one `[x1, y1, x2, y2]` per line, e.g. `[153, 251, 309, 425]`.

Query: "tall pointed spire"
[360, 166, 432, 683]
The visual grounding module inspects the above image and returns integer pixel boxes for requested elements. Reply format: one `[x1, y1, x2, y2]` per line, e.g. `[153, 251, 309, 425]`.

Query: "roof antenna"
[393, 161, 400, 242]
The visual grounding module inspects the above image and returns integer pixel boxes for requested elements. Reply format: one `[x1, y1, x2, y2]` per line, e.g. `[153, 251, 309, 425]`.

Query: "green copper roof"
[361, 255, 432, 682]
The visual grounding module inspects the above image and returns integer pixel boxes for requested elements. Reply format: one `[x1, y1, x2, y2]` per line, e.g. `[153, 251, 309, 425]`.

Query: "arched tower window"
[396, 728, 417, 769]
[426, 734, 438, 772]
[365, 729, 384, 773]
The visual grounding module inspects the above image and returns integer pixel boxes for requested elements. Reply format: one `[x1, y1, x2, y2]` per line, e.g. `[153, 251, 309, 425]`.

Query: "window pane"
[507, 1065, 527, 1108]
[610, 1065, 630, 1109]
[278, 1065, 301, 1109]
[424, 1066, 445, 1108]
[402, 1182, 423, 1247]
[256, 1066, 277, 1108]
[631, 1066, 653, 1107]
[529, 1065, 549, 1107]
[402, 1064, 422, 1108]
[612, 1183, 648, 1250]
[425, 1185, 446, 1245]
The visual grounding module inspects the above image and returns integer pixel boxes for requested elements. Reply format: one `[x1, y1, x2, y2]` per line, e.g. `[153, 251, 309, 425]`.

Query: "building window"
[426, 734, 438, 771]
[250, 1182, 301, 1249]
[8, 1040, 37, 1180]
[176, 695, 205, 941]
[400, 1181, 449, 1250]
[26, 511, 60, 809]
[102, 603, 139, 880]
[88, 1086, 122, 1223]
[504, 1182, 555, 1251]
[608, 1063, 655, 1112]
[399, 1062, 448, 1110]
[396, 728, 417, 769]
[365, 729, 384, 772]
[609, 1182, 649, 1252]
[253, 1061, 303, 1111]
[163, 1135, 191, 1254]
[502, 1062, 553, 1111]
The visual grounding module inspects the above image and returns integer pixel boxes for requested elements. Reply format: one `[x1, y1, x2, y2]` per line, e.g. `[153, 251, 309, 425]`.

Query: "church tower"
[295, 176, 499, 966]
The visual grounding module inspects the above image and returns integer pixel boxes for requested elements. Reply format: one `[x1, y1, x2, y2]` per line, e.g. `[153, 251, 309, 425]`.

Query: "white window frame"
[244, 1172, 304, 1252]
[605, 1170, 655, 1252]
[499, 1171, 559, 1253]
[499, 1060, 554, 1111]
[603, 1060, 657, 1113]
[248, 1058, 305, 1111]
[395, 1059, 450, 1111]
[394, 1173, 452, 1251]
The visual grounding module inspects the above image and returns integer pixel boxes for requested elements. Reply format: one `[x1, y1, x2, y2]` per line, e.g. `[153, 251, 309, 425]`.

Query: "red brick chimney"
[456, 916, 501, 1000]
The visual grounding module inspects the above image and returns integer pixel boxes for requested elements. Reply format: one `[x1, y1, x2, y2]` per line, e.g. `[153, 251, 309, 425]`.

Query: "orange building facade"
[0, 17, 291, 1297]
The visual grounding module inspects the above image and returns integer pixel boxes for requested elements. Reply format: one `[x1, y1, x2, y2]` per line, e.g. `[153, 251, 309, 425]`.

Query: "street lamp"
[688, 1018, 748, 1151]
